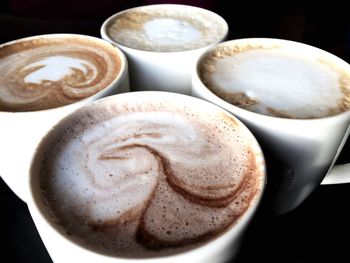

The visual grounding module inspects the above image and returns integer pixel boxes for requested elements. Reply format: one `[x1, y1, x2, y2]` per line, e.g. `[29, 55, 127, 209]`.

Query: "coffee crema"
[106, 5, 227, 52]
[32, 95, 264, 258]
[199, 41, 350, 119]
[0, 36, 121, 112]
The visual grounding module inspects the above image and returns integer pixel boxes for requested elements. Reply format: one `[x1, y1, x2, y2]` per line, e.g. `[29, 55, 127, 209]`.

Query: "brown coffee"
[31, 94, 264, 258]
[0, 35, 121, 112]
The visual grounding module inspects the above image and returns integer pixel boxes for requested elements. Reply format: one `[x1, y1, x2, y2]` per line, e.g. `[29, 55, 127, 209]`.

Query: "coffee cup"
[0, 33, 129, 202]
[28, 91, 265, 262]
[192, 38, 350, 214]
[100, 4, 228, 95]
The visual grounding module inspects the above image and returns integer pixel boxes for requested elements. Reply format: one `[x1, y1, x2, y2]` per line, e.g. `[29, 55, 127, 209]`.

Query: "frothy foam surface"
[23, 56, 97, 84]
[106, 6, 226, 52]
[34, 96, 264, 258]
[144, 18, 201, 46]
[200, 44, 350, 119]
[0, 36, 121, 112]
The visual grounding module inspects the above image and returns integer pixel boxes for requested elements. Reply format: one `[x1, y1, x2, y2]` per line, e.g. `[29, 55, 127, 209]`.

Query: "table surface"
[1, 3, 350, 262]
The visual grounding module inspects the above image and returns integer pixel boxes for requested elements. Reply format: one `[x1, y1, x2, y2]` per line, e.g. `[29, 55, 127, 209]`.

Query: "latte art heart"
[35, 97, 264, 258]
[0, 36, 121, 112]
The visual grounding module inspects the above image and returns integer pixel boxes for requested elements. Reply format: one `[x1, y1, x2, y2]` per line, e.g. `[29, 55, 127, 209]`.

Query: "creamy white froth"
[144, 18, 202, 46]
[23, 56, 97, 84]
[200, 45, 350, 118]
[106, 6, 226, 52]
[35, 96, 264, 258]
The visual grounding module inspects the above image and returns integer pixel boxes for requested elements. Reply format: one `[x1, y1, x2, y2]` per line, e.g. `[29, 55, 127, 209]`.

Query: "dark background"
[1, 0, 350, 262]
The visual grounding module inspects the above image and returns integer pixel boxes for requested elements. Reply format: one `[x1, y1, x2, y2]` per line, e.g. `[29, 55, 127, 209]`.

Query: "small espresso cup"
[192, 38, 350, 214]
[100, 4, 228, 95]
[28, 91, 265, 263]
[0, 33, 129, 202]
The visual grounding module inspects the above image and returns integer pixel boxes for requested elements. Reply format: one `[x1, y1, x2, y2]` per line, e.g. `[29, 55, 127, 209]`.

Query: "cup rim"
[193, 37, 350, 123]
[0, 33, 128, 114]
[100, 4, 229, 54]
[28, 91, 266, 262]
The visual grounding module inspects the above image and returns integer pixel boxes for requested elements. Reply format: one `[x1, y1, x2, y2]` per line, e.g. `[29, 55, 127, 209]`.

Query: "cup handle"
[321, 164, 350, 184]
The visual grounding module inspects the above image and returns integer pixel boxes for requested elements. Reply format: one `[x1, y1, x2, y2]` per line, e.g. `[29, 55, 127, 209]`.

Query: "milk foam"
[201, 46, 350, 118]
[24, 56, 97, 85]
[0, 36, 121, 112]
[106, 6, 226, 52]
[144, 18, 201, 46]
[36, 97, 263, 258]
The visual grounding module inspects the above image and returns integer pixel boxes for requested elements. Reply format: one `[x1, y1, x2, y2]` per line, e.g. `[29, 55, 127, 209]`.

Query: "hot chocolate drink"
[31, 93, 264, 258]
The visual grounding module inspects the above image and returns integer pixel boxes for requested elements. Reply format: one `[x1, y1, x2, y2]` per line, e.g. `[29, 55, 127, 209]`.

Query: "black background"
[1, 1, 350, 262]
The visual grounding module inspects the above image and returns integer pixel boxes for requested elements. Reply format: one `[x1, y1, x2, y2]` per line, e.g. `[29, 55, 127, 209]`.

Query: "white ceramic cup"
[0, 34, 129, 202]
[27, 91, 265, 263]
[192, 38, 350, 214]
[100, 4, 228, 95]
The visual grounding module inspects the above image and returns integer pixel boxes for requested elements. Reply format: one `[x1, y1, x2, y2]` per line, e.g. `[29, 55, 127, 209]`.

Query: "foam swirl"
[38, 100, 263, 257]
[0, 37, 121, 112]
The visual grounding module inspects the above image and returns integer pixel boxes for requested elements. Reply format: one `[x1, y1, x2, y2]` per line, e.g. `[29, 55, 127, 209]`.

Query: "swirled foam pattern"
[0, 37, 121, 112]
[36, 96, 264, 258]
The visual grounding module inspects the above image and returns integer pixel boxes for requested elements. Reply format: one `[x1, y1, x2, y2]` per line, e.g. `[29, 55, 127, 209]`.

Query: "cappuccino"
[199, 39, 350, 119]
[105, 5, 227, 52]
[0, 35, 122, 112]
[31, 93, 264, 258]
